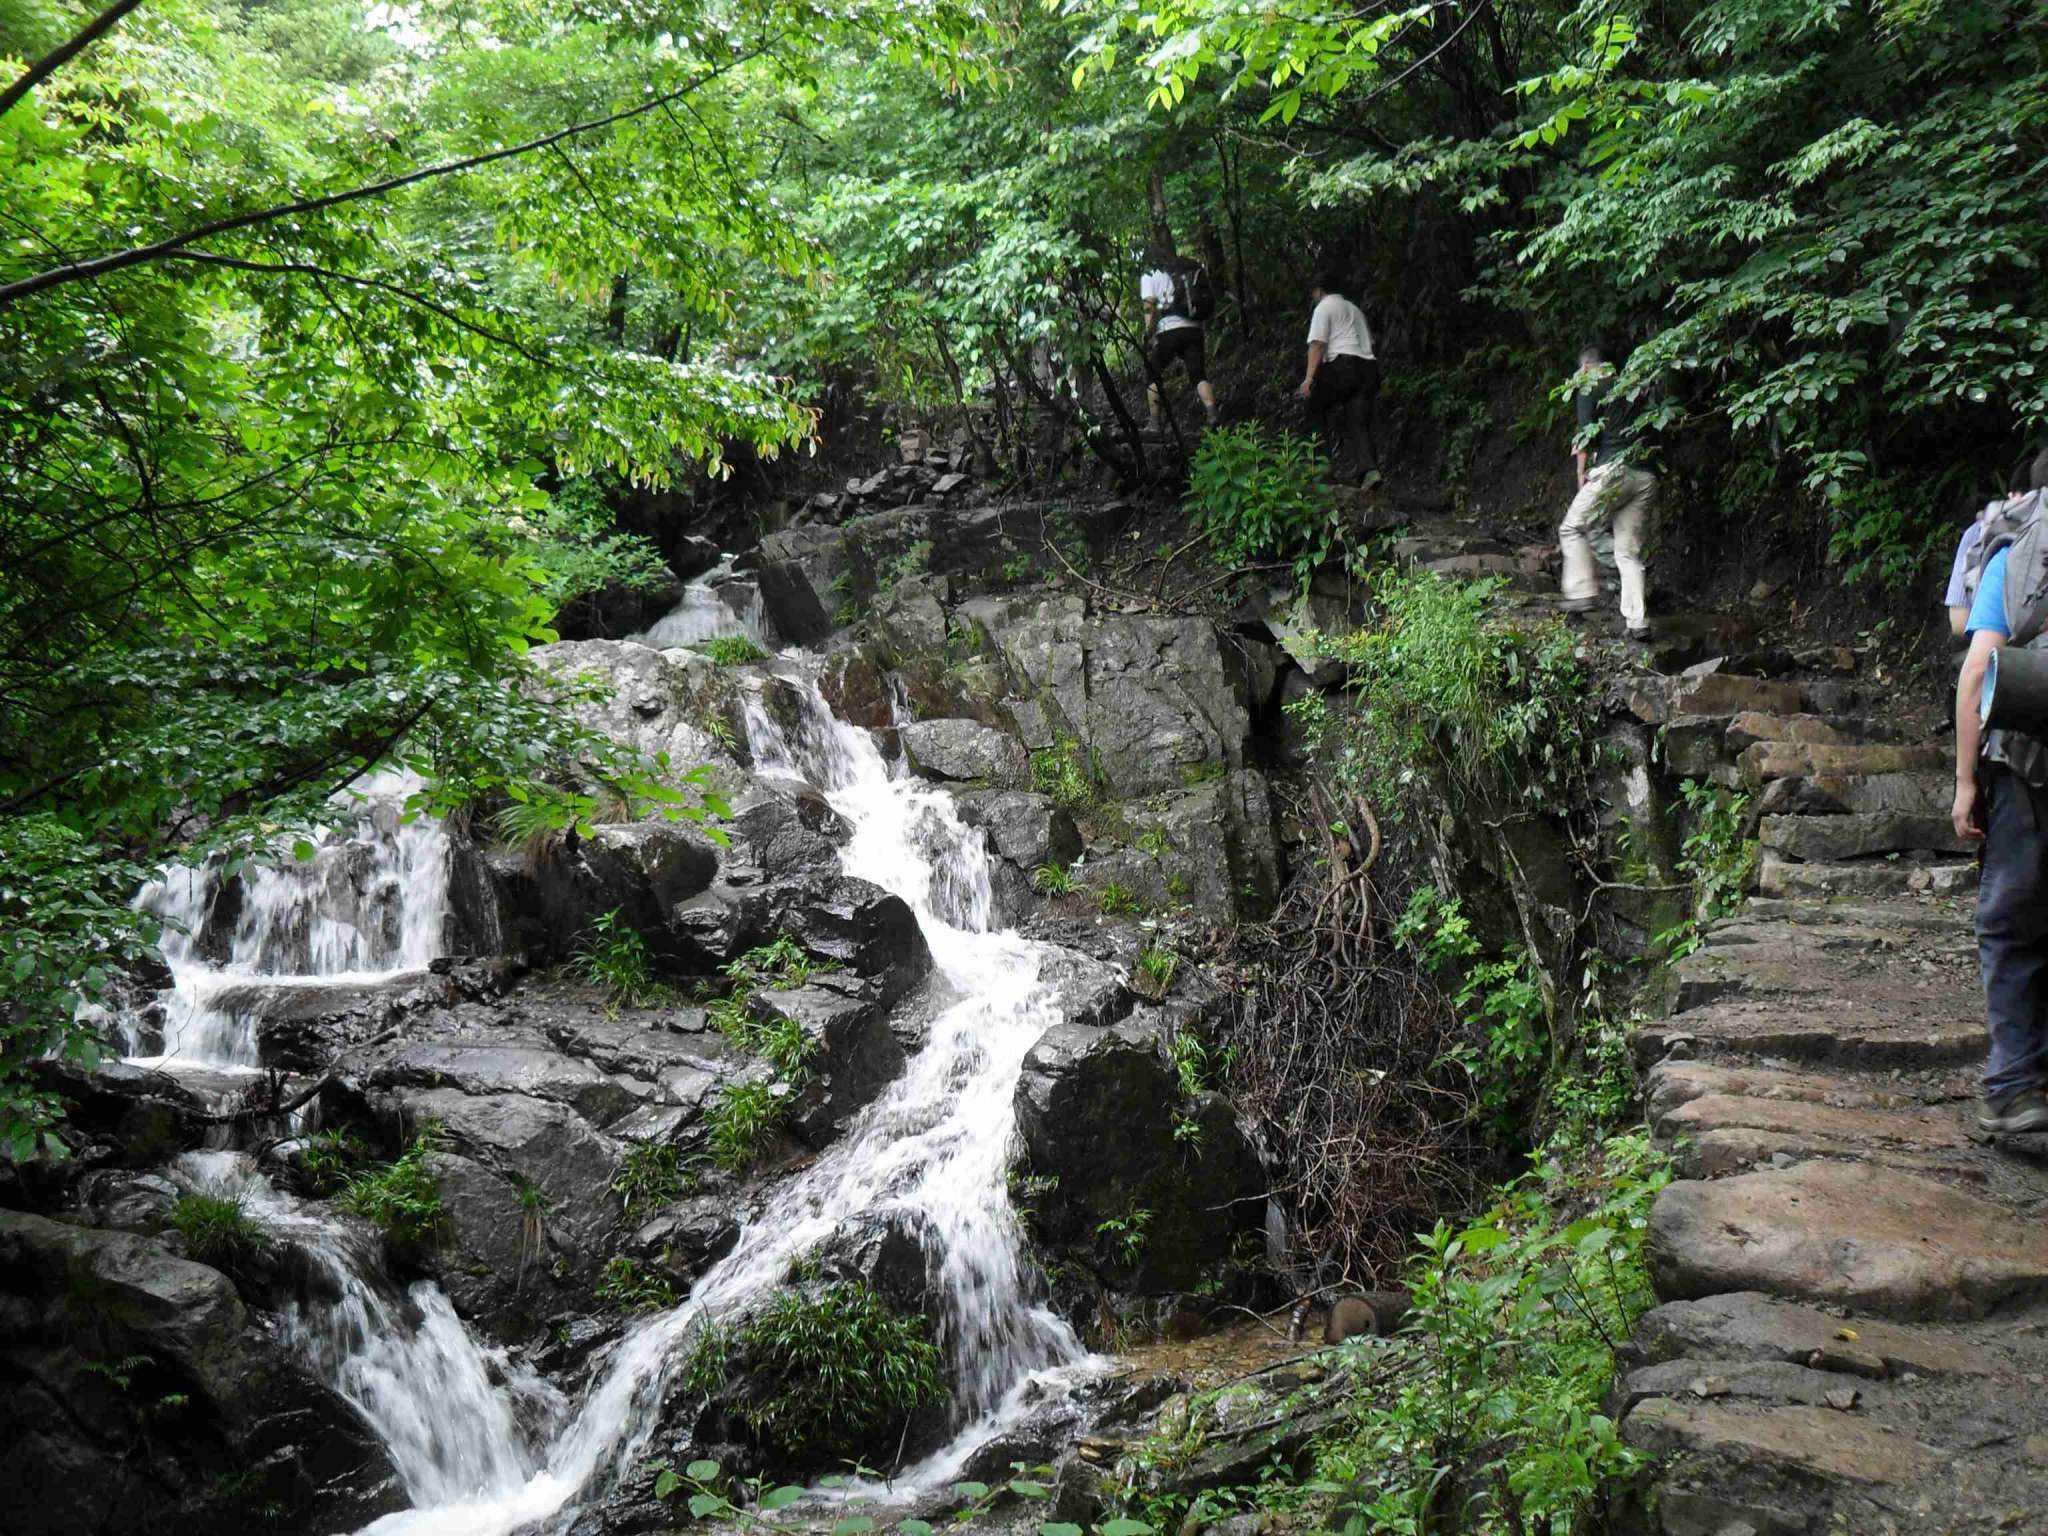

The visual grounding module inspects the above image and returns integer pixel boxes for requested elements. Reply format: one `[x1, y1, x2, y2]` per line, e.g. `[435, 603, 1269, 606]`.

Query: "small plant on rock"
[1096, 881, 1140, 917]
[706, 1079, 788, 1172]
[573, 907, 671, 1012]
[1186, 423, 1342, 588]
[612, 1141, 690, 1216]
[169, 1189, 271, 1271]
[337, 1127, 446, 1250]
[700, 635, 770, 666]
[297, 1129, 370, 1196]
[1136, 943, 1179, 997]
[1031, 862, 1076, 897]
[596, 1255, 679, 1314]
[1094, 1206, 1152, 1269]
[1030, 736, 1095, 812]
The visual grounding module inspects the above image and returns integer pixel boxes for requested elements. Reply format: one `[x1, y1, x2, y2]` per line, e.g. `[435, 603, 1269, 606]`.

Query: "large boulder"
[0, 1211, 403, 1535]
[487, 818, 723, 968]
[994, 608, 1256, 798]
[1084, 769, 1282, 920]
[952, 790, 1083, 923]
[900, 718, 1031, 790]
[1013, 1015, 1265, 1291]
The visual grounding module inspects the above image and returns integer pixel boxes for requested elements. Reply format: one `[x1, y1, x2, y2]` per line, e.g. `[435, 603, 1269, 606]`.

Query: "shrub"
[1137, 944, 1179, 995]
[1316, 1132, 1669, 1533]
[297, 1129, 370, 1196]
[723, 935, 833, 991]
[730, 1281, 946, 1461]
[1094, 1206, 1151, 1268]
[572, 907, 670, 1011]
[169, 1189, 270, 1271]
[337, 1128, 446, 1249]
[1186, 423, 1342, 587]
[700, 635, 770, 666]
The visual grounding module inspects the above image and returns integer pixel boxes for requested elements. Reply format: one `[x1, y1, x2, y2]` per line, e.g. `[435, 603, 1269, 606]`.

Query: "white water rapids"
[127, 609, 1098, 1531]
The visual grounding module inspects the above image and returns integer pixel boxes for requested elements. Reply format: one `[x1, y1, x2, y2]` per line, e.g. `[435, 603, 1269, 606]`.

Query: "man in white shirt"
[1141, 261, 1219, 431]
[1298, 272, 1379, 482]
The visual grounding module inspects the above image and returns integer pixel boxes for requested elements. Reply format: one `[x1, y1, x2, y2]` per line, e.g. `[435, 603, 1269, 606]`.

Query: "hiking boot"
[1557, 596, 1600, 614]
[1979, 1088, 2048, 1134]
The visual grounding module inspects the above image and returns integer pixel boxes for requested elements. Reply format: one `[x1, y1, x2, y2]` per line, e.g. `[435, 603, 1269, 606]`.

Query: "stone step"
[1643, 1059, 1974, 1124]
[1741, 739, 1949, 784]
[1758, 852, 1978, 901]
[1655, 1091, 1975, 1179]
[1649, 1160, 2048, 1320]
[1661, 710, 1904, 781]
[1756, 769, 1953, 818]
[1760, 811, 1972, 862]
[1733, 897, 1973, 935]
[1628, 671, 1804, 725]
[1639, 999, 1987, 1073]
[1628, 1290, 2002, 1380]
[1670, 918, 1974, 1014]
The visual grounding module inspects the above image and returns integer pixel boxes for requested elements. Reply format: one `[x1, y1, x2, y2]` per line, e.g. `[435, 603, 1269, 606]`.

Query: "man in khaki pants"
[1557, 343, 1656, 640]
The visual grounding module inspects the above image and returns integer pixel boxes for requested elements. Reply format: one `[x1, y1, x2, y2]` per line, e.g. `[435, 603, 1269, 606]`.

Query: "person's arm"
[1956, 627, 2004, 840]
[1575, 448, 1589, 488]
[1574, 386, 1596, 486]
[1143, 298, 1158, 339]
[1299, 340, 1325, 399]
[1950, 605, 1972, 639]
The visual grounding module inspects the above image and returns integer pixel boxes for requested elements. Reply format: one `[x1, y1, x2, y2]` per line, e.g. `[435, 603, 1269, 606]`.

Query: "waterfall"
[128, 769, 451, 1068]
[170, 1152, 562, 1506]
[629, 557, 766, 650]
[360, 671, 1095, 1535]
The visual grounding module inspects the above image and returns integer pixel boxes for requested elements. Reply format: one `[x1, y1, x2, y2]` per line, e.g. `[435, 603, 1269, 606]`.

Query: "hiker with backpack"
[1556, 342, 1657, 640]
[1140, 253, 1220, 431]
[1953, 444, 2048, 1134]
[1298, 271, 1379, 483]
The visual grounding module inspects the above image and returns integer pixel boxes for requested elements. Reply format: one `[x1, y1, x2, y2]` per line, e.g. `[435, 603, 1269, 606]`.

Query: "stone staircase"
[1609, 665, 2048, 1534]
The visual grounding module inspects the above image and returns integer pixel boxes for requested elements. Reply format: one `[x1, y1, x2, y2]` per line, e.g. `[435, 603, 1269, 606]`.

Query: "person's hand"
[1297, 378, 1313, 400]
[1954, 780, 1984, 842]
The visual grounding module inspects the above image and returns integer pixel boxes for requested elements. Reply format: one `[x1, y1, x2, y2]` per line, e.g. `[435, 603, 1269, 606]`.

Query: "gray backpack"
[1966, 489, 2048, 643]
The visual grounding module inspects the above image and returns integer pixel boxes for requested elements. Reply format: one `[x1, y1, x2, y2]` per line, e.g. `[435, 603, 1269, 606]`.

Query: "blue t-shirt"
[1945, 521, 1986, 608]
[1968, 547, 2010, 637]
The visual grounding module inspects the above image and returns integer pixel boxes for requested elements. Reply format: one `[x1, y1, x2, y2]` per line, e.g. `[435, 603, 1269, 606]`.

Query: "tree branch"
[0, 36, 780, 308]
[0, 0, 148, 120]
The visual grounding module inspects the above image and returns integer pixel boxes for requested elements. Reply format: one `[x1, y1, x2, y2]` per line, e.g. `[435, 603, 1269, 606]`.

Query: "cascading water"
[360, 667, 1099, 1535]
[128, 769, 453, 1069]
[629, 557, 766, 650]
[169, 1152, 562, 1507]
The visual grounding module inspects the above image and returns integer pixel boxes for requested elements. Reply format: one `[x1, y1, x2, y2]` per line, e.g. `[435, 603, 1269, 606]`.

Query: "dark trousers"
[1977, 764, 2048, 1103]
[1308, 354, 1380, 472]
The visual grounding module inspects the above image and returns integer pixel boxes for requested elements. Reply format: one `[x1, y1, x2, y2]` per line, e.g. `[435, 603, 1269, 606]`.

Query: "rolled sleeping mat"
[1983, 647, 2048, 732]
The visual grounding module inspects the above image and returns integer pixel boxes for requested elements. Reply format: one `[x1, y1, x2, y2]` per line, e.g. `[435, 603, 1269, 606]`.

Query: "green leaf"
[761, 1486, 807, 1511]
[685, 1459, 721, 1481]
[832, 1519, 875, 1536]
[653, 1469, 681, 1500]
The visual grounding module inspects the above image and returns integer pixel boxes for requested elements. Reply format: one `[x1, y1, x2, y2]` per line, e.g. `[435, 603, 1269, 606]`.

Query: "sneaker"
[1557, 597, 1600, 614]
[1979, 1088, 2048, 1134]
[1625, 624, 1653, 641]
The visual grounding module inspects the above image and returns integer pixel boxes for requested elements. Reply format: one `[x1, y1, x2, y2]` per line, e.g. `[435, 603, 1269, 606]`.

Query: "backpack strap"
[2005, 492, 2048, 647]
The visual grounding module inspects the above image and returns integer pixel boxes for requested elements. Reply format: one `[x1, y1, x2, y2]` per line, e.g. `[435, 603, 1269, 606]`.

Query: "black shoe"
[1979, 1088, 2048, 1134]
[1625, 624, 1653, 641]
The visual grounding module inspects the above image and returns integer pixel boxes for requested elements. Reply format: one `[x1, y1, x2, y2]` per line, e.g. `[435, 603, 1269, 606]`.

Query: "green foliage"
[706, 1079, 790, 1173]
[597, 1256, 680, 1314]
[0, 0, 835, 1144]
[1315, 571, 1596, 821]
[1093, 1207, 1151, 1269]
[1095, 882, 1140, 917]
[1031, 862, 1077, 897]
[879, 540, 934, 596]
[168, 1190, 271, 1272]
[612, 1141, 691, 1216]
[724, 936, 836, 992]
[729, 1281, 947, 1461]
[1135, 825, 1172, 861]
[1136, 944, 1179, 996]
[1657, 780, 1758, 959]
[336, 1128, 446, 1250]
[1185, 425, 1343, 588]
[1314, 1133, 1670, 1534]
[701, 636, 771, 666]
[1396, 887, 1552, 1134]
[1030, 737, 1096, 812]
[297, 1130, 371, 1197]
[573, 908, 671, 1011]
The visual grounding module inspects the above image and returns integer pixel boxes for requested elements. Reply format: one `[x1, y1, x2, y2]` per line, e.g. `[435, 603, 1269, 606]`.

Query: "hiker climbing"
[1953, 445, 2048, 1134]
[1556, 342, 1657, 640]
[1297, 271, 1379, 484]
[1140, 252, 1220, 431]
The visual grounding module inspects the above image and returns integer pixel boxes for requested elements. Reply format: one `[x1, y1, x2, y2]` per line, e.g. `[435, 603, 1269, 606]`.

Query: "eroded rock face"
[1079, 769, 1282, 921]
[900, 718, 1030, 791]
[0, 1211, 404, 1536]
[1014, 1015, 1265, 1292]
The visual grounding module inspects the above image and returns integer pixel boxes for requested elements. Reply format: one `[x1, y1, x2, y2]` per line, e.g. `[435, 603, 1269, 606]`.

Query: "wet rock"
[529, 640, 741, 770]
[631, 1194, 741, 1282]
[875, 574, 950, 658]
[755, 559, 834, 646]
[211, 972, 455, 1073]
[32, 1059, 211, 1170]
[900, 718, 1031, 790]
[953, 789, 1082, 922]
[818, 646, 897, 731]
[995, 611, 1255, 797]
[0, 1211, 404, 1535]
[739, 874, 931, 1004]
[1758, 812, 1968, 862]
[751, 976, 914, 1142]
[1086, 769, 1281, 920]
[487, 819, 722, 968]
[807, 1208, 941, 1313]
[555, 571, 688, 642]
[1013, 1017, 1264, 1291]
